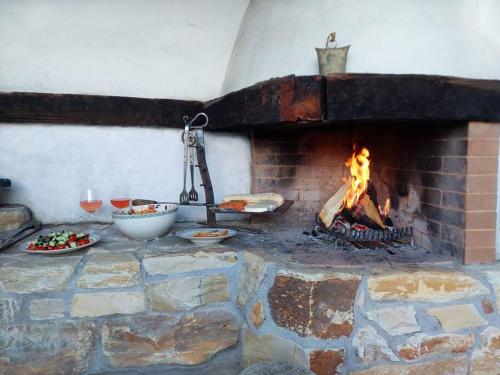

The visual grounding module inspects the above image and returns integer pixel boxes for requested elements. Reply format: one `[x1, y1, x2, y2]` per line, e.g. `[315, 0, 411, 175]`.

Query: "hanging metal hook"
[184, 112, 209, 129]
[181, 112, 209, 144]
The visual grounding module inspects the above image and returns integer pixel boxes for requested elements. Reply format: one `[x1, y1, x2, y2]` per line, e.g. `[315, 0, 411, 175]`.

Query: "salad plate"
[23, 231, 100, 254]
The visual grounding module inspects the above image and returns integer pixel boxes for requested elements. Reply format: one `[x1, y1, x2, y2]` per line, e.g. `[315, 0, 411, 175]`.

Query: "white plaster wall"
[0, 0, 249, 100]
[223, 0, 500, 93]
[0, 124, 250, 223]
[0, 0, 251, 223]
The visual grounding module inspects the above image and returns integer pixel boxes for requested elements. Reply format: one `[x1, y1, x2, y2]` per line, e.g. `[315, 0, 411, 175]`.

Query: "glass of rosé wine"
[110, 198, 130, 212]
[80, 188, 102, 234]
[110, 186, 130, 214]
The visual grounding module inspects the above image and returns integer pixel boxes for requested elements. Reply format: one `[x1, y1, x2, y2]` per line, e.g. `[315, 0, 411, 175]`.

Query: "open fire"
[318, 146, 410, 243]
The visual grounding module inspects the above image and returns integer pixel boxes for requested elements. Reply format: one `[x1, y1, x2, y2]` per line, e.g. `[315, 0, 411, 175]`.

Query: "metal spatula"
[188, 140, 199, 201]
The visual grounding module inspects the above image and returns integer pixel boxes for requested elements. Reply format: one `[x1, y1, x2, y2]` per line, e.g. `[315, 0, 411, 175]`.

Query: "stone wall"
[0, 226, 499, 374]
[239, 250, 500, 374]
[0, 231, 243, 374]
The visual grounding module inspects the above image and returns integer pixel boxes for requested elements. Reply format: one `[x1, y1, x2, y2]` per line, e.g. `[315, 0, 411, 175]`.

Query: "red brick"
[467, 140, 499, 156]
[300, 190, 322, 202]
[464, 230, 496, 248]
[465, 211, 497, 230]
[466, 175, 497, 194]
[464, 248, 496, 264]
[468, 122, 500, 139]
[253, 153, 277, 165]
[465, 194, 497, 211]
[467, 157, 498, 174]
[253, 165, 278, 178]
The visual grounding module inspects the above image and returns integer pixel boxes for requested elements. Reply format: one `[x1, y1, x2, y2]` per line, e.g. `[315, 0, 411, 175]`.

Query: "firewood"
[358, 195, 385, 229]
[319, 182, 349, 228]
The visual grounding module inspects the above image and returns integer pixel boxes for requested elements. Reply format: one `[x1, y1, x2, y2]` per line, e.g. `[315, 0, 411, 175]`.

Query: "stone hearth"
[0, 223, 499, 374]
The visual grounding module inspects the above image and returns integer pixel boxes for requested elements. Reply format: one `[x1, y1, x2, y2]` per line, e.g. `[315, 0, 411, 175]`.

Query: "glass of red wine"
[80, 188, 102, 234]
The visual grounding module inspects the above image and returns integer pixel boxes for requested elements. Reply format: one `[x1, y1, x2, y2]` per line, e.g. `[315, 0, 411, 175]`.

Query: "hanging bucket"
[316, 32, 350, 75]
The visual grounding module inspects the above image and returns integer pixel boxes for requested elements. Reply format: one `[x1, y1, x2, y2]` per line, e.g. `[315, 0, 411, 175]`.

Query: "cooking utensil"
[188, 134, 199, 201]
[131, 199, 205, 206]
[179, 119, 190, 204]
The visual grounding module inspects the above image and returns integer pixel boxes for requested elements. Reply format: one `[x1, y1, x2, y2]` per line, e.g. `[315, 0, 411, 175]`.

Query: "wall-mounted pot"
[316, 32, 350, 75]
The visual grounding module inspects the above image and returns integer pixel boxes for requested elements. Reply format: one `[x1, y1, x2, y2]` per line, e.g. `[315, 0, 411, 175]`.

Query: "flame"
[344, 147, 370, 209]
[383, 198, 391, 217]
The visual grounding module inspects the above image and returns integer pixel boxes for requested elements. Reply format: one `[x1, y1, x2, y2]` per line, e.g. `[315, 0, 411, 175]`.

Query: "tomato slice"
[55, 244, 67, 250]
[77, 238, 91, 246]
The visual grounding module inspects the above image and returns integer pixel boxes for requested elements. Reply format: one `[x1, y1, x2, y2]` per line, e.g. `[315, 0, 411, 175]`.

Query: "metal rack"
[180, 113, 293, 228]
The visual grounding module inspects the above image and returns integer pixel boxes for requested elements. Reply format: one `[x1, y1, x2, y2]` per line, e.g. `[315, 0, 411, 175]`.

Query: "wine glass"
[110, 186, 130, 214]
[80, 188, 102, 234]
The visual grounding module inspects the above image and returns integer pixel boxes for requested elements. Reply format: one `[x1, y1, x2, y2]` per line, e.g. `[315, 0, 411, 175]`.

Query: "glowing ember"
[344, 147, 370, 209]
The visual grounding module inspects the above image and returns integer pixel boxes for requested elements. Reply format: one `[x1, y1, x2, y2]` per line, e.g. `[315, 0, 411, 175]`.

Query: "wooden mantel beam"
[203, 75, 324, 130]
[326, 74, 500, 123]
[1, 74, 500, 130]
[0, 92, 202, 128]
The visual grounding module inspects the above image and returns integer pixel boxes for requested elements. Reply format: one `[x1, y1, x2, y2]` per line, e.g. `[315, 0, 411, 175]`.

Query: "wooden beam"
[203, 75, 324, 130]
[326, 74, 500, 123]
[0, 92, 202, 128]
[1, 74, 500, 130]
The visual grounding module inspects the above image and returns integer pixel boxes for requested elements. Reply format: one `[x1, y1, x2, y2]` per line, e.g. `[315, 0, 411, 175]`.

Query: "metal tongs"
[179, 113, 209, 204]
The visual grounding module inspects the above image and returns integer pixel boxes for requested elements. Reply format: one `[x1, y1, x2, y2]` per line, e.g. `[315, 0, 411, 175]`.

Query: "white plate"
[176, 228, 236, 246]
[22, 234, 100, 254]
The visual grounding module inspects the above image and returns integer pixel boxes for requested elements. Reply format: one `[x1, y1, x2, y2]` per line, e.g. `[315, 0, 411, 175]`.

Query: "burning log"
[352, 195, 385, 229]
[319, 182, 349, 228]
[319, 146, 388, 232]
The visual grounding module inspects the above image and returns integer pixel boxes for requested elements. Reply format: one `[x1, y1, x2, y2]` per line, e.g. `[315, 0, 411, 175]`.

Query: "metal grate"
[328, 226, 413, 242]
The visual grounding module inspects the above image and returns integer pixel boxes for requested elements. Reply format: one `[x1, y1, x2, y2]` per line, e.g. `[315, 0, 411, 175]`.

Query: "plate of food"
[176, 228, 236, 246]
[217, 193, 285, 213]
[23, 230, 100, 254]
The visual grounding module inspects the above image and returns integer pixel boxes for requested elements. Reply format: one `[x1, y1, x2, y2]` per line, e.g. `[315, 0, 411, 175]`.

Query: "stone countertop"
[1, 222, 499, 374]
[0, 222, 495, 272]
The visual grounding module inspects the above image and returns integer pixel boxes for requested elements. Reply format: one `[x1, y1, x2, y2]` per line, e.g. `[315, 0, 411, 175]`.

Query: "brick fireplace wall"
[464, 122, 499, 263]
[251, 122, 499, 264]
[251, 130, 352, 225]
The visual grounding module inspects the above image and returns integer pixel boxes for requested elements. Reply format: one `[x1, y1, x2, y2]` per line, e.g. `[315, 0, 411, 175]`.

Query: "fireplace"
[2, 73, 500, 264]
[251, 121, 499, 264]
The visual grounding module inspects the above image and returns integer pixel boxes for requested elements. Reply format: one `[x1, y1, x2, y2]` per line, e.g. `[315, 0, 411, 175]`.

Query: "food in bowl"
[129, 204, 158, 215]
[112, 203, 178, 240]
